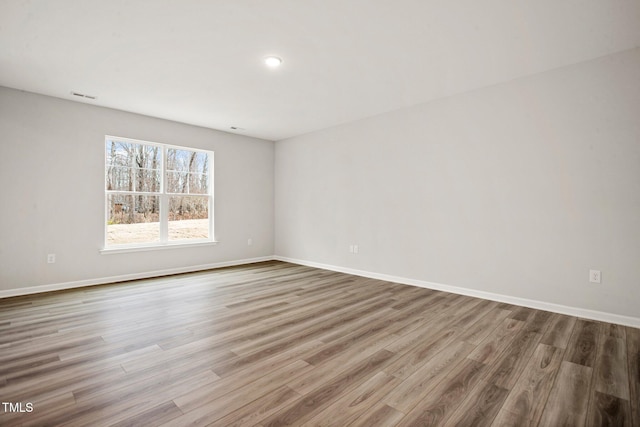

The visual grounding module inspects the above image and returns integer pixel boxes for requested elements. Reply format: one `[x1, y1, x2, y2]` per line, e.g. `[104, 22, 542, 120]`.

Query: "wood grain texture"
[540, 313, 577, 349]
[171, 360, 313, 425]
[594, 335, 629, 399]
[0, 260, 637, 426]
[383, 340, 476, 413]
[564, 319, 601, 367]
[109, 401, 183, 427]
[538, 361, 593, 427]
[207, 385, 301, 427]
[300, 371, 400, 427]
[260, 349, 395, 426]
[586, 391, 631, 427]
[348, 403, 404, 427]
[491, 343, 564, 426]
[467, 317, 524, 364]
[482, 328, 542, 390]
[447, 380, 509, 426]
[396, 358, 486, 426]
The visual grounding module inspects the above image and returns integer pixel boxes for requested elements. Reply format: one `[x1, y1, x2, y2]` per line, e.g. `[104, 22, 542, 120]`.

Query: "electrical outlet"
[247, 238, 253, 246]
[353, 245, 359, 254]
[47, 254, 56, 264]
[589, 269, 601, 284]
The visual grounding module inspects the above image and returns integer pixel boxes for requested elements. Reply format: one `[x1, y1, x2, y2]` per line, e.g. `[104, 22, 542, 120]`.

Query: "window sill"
[100, 240, 219, 255]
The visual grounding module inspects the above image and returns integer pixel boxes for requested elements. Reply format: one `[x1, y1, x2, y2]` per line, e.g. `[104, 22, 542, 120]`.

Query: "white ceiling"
[1, 1, 640, 141]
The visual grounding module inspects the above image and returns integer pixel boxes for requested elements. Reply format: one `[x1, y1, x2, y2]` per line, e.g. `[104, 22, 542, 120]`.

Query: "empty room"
[1, 1, 639, 426]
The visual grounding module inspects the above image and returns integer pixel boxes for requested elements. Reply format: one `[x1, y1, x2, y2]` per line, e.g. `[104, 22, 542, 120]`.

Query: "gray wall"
[275, 48, 640, 319]
[0, 87, 274, 292]
[2, 47, 639, 321]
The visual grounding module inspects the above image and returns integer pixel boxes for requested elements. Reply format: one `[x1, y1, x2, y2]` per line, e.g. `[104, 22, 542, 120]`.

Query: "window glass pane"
[166, 171, 186, 194]
[107, 194, 160, 245]
[106, 139, 161, 192]
[188, 173, 208, 194]
[168, 196, 209, 241]
[106, 166, 132, 191]
[166, 149, 209, 194]
[166, 149, 208, 172]
[135, 168, 162, 192]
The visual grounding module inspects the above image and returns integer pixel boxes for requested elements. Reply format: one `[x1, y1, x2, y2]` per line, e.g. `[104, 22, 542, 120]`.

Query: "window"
[105, 136, 214, 249]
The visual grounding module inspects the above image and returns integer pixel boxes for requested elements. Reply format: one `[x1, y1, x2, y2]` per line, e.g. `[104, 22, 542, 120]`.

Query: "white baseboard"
[4, 254, 639, 328]
[274, 256, 640, 328]
[0, 256, 275, 299]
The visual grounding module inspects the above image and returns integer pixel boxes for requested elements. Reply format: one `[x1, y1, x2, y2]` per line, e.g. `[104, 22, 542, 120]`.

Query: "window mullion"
[160, 146, 169, 243]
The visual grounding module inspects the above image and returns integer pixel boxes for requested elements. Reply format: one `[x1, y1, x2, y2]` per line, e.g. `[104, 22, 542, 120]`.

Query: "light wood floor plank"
[586, 391, 632, 427]
[110, 400, 183, 427]
[627, 326, 640, 427]
[447, 380, 509, 427]
[167, 362, 313, 426]
[563, 319, 602, 367]
[260, 349, 395, 427]
[594, 335, 630, 399]
[205, 385, 301, 427]
[467, 317, 524, 364]
[348, 403, 405, 427]
[396, 358, 486, 426]
[540, 313, 577, 349]
[383, 340, 476, 413]
[538, 361, 593, 427]
[482, 328, 542, 390]
[300, 371, 401, 427]
[491, 343, 564, 426]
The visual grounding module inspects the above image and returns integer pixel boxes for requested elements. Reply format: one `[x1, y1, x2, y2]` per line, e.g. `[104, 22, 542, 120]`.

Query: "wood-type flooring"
[0, 261, 638, 426]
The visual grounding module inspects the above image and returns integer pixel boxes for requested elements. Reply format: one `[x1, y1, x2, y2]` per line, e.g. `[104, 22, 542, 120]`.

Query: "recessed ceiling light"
[264, 56, 282, 67]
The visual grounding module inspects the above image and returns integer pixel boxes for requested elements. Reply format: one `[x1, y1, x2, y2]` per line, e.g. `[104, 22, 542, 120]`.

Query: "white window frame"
[102, 135, 215, 253]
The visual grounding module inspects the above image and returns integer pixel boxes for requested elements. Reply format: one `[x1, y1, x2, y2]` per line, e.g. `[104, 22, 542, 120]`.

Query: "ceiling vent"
[71, 91, 97, 100]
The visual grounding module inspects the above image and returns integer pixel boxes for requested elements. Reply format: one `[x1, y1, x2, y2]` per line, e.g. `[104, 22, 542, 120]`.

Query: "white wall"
[0, 87, 274, 293]
[275, 47, 640, 319]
